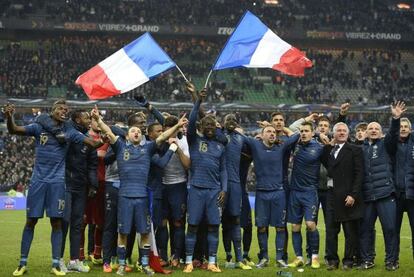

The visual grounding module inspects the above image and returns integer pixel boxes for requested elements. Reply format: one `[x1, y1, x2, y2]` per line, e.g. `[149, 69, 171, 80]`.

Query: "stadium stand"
[1, 37, 413, 105]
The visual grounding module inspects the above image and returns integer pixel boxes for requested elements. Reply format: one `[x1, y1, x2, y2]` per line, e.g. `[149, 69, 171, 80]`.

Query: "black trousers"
[102, 183, 119, 264]
[325, 189, 359, 266]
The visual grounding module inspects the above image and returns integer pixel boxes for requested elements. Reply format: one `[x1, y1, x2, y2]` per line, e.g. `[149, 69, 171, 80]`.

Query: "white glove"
[169, 143, 178, 152]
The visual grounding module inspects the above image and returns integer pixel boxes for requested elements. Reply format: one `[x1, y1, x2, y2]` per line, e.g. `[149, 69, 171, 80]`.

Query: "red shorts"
[84, 181, 105, 226]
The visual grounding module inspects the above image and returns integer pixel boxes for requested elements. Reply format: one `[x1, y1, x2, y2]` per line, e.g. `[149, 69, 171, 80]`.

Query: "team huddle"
[3, 83, 413, 276]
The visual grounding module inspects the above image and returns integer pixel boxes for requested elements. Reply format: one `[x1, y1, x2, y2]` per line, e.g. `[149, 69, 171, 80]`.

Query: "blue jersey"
[24, 123, 86, 184]
[290, 139, 324, 191]
[112, 137, 157, 197]
[240, 154, 252, 194]
[278, 134, 294, 188]
[147, 150, 174, 199]
[187, 100, 227, 191]
[245, 133, 299, 191]
[222, 130, 246, 184]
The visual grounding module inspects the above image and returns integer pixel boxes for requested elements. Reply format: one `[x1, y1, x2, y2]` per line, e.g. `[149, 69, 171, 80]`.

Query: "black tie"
[330, 144, 340, 158]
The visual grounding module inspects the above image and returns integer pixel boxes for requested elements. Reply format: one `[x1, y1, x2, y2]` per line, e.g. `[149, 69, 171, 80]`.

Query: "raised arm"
[168, 137, 191, 170]
[289, 113, 319, 133]
[155, 114, 188, 145]
[91, 106, 117, 144]
[335, 102, 350, 124]
[134, 95, 165, 125]
[187, 99, 201, 144]
[3, 104, 26, 135]
[151, 144, 177, 168]
[385, 101, 406, 155]
[186, 82, 206, 118]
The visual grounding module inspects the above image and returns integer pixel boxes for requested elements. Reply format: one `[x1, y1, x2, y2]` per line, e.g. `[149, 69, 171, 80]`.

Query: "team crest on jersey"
[81, 145, 88, 154]
[40, 133, 49, 145]
[123, 150, 130, 161]
[199, 142, 208, 152]
[226, 134, 231, 143]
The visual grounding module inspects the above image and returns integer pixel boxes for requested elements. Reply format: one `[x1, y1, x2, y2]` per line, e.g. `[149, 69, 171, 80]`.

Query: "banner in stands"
[0, 18, 411, 41]
[0, 196, 26, 210]
[306, 30, 403, 41]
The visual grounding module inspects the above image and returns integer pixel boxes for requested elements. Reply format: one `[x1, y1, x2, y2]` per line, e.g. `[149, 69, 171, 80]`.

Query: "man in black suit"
[321, 122, 364, 270]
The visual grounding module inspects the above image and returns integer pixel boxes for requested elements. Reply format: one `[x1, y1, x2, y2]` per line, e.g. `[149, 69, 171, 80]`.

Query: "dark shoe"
[385, 262, 398, 271]
[327, 263, 338, 271]
[342, 264, 352, 270]
[361, 261, 375, 270]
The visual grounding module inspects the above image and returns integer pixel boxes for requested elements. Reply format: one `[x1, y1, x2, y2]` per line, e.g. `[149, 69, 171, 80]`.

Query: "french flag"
[213, 11, 312, 76]
[76, 32, 175, 100]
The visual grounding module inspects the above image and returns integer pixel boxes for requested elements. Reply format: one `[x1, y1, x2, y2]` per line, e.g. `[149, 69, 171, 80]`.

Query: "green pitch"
[0, 210, 413, 276]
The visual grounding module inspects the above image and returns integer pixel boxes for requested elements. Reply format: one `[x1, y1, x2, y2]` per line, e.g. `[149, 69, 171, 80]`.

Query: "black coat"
[321, 142, 364, 222]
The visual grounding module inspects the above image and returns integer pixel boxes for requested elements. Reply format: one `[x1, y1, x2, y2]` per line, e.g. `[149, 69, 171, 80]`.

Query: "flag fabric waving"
[76, 32, 176, 100]
[212, 11, 312, 76]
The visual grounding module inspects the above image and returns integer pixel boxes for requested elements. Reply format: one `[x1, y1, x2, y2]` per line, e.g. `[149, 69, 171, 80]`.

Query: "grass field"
[0, 210, 413, 276]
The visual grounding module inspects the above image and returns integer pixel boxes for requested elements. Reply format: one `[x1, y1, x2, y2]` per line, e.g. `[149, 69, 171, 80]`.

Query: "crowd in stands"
[0, 36, 413, 105]
[2, 0, 413, 33]
[299, 0, 414, 32]
[0, 132, 34, 192]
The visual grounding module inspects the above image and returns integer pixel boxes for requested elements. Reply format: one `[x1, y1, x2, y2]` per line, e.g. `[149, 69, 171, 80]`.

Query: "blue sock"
[207, 228, 219, 262]
[51, 229, 62, 267]
[173, 225, 185, 260]
[232, 224, 242, 262]
[156, 226, 168, 261]
[276, 229, 286, 261]
[305, 231, 311, 259]
[185, 230, 197, 258]
[307, 229, 320, 255]
[20, 227, 34, 266]
[140, 245, 150, 266]
[292, 231, 303, 257]
[257, 231, 268, 260]
[117, 246, 126, 266]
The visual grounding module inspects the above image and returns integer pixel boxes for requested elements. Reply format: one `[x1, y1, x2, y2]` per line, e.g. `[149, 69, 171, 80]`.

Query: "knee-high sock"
[257, 231, 268, 260]
[140, 245, 150, 267]
[20, 227, 34, 266]
[307, 229, 320, 255]
[51, 229, 63, 267]
[292, 231, 303, 257]
[232, 224, 242, 262]
[185, 230, 197, 263]
[276, 229, 286, 261]
[207, 228, 219, 264]
[117, 246, 126, 266]
[242, 226, 252, 258]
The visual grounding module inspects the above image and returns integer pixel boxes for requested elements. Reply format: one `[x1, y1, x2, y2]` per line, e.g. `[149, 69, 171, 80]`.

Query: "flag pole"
[204, 70, 213, 88]
[175, 65, 189, 83]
